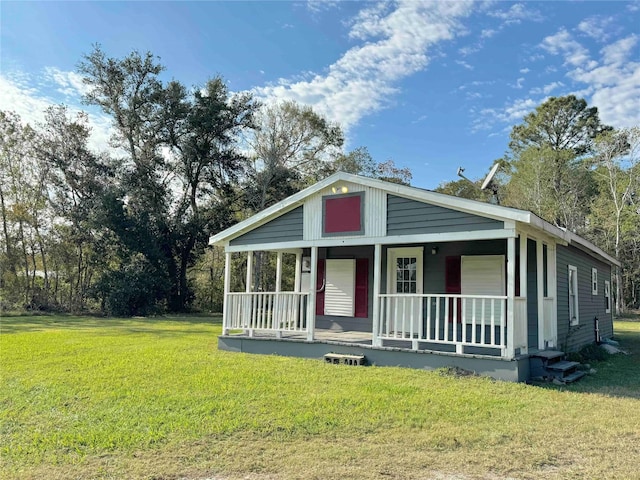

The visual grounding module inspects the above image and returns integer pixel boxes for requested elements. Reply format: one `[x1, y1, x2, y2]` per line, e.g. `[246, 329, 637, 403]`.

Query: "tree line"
[436, 96, 640, 313]
[0, 46, 410, 315]
[1, 48, 638, 315]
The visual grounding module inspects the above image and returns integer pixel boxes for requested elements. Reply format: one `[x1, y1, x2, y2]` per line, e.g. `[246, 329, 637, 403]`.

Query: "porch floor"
[228, 329, 373, 346]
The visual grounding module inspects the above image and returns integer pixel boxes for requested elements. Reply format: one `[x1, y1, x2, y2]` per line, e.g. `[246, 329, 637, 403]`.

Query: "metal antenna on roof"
[456, 164, 501, 205]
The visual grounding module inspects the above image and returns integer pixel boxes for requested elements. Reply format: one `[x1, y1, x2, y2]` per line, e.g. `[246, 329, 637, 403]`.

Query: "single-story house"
[209, 172, 619, 381]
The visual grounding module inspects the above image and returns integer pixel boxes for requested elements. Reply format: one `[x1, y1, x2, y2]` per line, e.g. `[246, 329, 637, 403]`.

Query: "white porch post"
[372, 243, 382, 347]
[275, 251, 283, 338]
[506, 236, 516, 358]
[222, 251, 231, 335]
[245, 251, 253, 293]
[547, 244, 558, 348]
[537, 240, 545, 350]
[275, 252, 283, 292]
[519, 234, 528, 355]
[294, 251, 302, 293]
[245, 251, 253, 336]
[520, 234, 527, 299]
[307, 246, 318, 341]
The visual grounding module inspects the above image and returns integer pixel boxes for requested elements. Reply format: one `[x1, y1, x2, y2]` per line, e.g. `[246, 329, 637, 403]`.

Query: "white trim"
[536, 240, 545, 350]
[519, 234, 527, 299]
[372, 244, 382, 347]
[224, 228, 516, 253]
[246, 251, 253, 293]
[222, 252, 232, 335]
[307, 247, 318, 341]
[591, 267, 598, 295]
[506, 237, 516, 358]
[568, 265, 579, 326]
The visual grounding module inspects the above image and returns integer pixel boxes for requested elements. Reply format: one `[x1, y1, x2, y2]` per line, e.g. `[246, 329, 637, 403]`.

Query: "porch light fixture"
[431, 247, 438, 255]
[331, 185, 349, 194]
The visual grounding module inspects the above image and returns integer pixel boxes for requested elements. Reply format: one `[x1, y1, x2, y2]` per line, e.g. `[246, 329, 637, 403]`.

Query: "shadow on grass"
[0, 313, 222, 335]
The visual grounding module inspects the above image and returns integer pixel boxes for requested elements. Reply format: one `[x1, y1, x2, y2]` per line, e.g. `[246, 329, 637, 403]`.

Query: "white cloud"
[577, 16, 615, 42]
[255, 0, 474, 131]
[0, 72, 113, 153]
[519, 68, 530, 74]
[306, 0, 340, 14]
[456, 60, 474, 70]
[471, 97, 539, 133]
[480, 28, 497, 39]
[532, 81, 564, 95]
[542, 31, 640, 127]
[488, 3, 544, 24]
[44, 67, 94, 97]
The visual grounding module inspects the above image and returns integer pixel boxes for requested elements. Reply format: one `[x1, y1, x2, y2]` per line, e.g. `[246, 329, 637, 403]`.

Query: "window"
[569, 265, 579, 326]
[592, 268, 598, 295]
[604, 280, 611, 314]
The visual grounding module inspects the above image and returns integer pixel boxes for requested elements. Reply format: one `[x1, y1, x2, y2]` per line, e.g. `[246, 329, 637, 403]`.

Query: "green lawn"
[1, 314, 639, 480]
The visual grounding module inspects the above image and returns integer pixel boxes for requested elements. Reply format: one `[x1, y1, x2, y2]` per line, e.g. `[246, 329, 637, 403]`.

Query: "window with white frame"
[569, 265, 579, 326]
[591, 268, 598, 295]
[604, 280, 611, 314]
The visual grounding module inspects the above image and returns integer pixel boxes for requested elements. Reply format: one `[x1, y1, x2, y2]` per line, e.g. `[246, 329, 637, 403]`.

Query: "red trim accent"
[355, 259, 369, 318]
[445, 256, 462, 323]
[316, 259, 325, 316]
[324, 196, 361, 233]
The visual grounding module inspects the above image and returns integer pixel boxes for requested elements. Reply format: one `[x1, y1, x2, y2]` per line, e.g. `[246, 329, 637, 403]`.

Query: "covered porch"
[220, 230, 559, 364]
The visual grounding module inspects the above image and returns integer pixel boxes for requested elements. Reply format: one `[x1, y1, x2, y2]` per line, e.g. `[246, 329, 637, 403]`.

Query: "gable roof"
[210, 172, 620, 267]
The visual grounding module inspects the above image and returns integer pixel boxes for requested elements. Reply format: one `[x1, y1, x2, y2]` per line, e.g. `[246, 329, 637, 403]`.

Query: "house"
[209, 172, 619, 381]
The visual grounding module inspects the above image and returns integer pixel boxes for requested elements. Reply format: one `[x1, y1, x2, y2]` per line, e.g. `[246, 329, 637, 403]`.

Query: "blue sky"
[1, 1, 639, 189]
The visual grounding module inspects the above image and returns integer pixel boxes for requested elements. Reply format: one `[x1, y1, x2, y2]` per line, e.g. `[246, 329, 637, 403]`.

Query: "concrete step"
[561, 370, 587, 384]
[530, 350, 565, 361]
[546, 360, 581, 372]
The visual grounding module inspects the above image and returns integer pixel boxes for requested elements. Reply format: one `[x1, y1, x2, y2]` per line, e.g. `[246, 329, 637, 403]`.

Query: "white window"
[569, 265, 579, 326]
[387, 247, 423, 335]
[591, 268, 598, 295]
[604, 280, 611, 314]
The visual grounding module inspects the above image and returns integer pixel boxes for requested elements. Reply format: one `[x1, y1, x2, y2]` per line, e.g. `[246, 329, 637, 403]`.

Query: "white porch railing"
[225, 292, 308, 334]
[377, 294, 508, 355]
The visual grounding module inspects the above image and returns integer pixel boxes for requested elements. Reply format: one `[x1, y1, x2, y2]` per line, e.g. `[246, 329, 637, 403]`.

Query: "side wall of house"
[556, 244, 613, 351]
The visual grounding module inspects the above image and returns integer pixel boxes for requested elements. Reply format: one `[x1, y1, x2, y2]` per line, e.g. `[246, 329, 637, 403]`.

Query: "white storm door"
[461, 255, 505, 323]
[387, 247, 423, 336]
[324, 259, 355, 317]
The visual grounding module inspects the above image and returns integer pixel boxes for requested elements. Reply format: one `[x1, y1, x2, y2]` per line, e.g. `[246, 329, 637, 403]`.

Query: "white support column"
[245, 251, 253, 293]
[245, 251, 253, 337]
[294, 251, 302, 293]
[506, 236, 516, 359]
[275, 252, 283, 293]
[372, 244, 382, 347]
[222, 251, 231, 335]
[547, 243, 558, 348]
[537, 240, 545, 350]
[307, 246, 318, 341]
[519, 234, 527, 299]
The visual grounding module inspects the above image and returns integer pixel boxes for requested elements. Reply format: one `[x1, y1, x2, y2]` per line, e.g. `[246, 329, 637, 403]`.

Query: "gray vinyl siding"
[230, 206, 303, 246]
[556, 244, 613, 351]
[386, 195, 503, 236]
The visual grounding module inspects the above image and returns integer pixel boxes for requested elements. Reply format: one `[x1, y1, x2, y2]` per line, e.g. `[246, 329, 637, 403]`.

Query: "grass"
[1, 314, 639, 480]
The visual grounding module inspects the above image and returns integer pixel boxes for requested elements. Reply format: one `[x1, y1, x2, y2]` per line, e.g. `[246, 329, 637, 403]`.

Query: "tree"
[245, 100, 344, 212]
[79, 45, 256, 313]
[588, 127, 640, 313]
[503, 96, 609, 231]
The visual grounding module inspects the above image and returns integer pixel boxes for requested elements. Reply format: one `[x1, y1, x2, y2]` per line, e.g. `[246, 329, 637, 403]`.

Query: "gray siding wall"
[315, 246, 374, 332]
[556, 245, 613, 351]
[387, 195, 503, 236]
[230, 206, 303, 246]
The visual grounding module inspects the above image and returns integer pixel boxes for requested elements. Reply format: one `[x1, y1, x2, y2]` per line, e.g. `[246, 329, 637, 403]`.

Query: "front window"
[592, 268, 598, 295]
[396, 257, 417, 293]
[604, 280, 611, 314]
[569, 265, 579, 326]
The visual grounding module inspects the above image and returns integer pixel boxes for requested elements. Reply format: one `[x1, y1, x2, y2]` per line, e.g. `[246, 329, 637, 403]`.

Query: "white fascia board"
[563, 230, 621, 267]
[224, 227, 516, 253]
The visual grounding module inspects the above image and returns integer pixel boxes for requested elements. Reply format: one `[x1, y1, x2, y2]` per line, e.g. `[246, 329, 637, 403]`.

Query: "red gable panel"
[324, 195, 362, 233]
